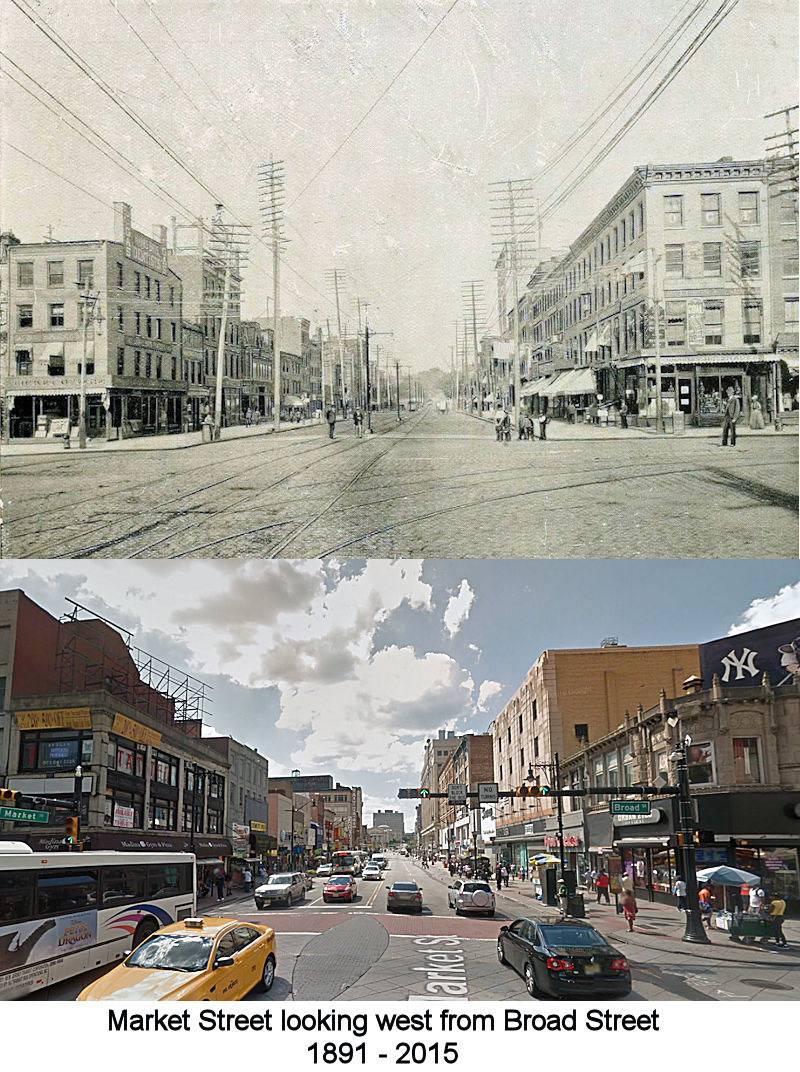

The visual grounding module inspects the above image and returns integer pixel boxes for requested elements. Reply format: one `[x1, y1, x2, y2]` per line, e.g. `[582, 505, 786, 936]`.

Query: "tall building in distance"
[372, 809, 405, 837]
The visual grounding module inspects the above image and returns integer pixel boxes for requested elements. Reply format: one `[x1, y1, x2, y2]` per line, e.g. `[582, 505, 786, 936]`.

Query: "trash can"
[565, 894, 585, 918]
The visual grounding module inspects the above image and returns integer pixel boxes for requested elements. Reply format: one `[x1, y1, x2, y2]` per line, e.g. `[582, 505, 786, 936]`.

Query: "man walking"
[721, 386, 741, 446]
[768, 891, 788, 947]
[672, 875, 687, 911]
[325, 406, 336, 440]
[595, 870, 610, 904]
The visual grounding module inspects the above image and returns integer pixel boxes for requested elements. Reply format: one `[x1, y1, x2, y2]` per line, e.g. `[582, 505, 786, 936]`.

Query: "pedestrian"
[495, 865, 503, 892]
[595, 870, 610, 904]
[672, 875, 687, 912]
[588, 868, 597, 892]
[225, 871, 233, 897]
[721, 385, 741, 446]
[518, 412, 527, 440]
[258, 863, 266, 884]
[731, 884, 744, 915]
[749, 396, 765, 431]
[325, 406, 336, 439]
[215, 869, 225, 902]
[538, 410, 548, 440]
[698, 883, 714, 927]
[618, 400, 628, 429]
[567, 402, 577, 424]
[495, 412, 505, 441]
[501, 864, 509, 888]
[588, 400, 599, 425]
[621, 890, 638, 932]
[501, 410, 511, 443]
[353, 407, 363, 438]
[768, 891, 788, 947]
[243, 866, 252, 892]
[748, 882, 766, 915]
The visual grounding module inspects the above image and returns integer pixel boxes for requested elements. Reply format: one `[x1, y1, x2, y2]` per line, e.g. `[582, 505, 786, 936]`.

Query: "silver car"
[386, 881, 423, 913]
[254, 872, 305, 908]
[448, 879, 495, 917]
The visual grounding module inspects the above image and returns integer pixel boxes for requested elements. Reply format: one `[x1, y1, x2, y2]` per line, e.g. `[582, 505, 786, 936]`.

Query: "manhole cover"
[740, 978, 793, 991]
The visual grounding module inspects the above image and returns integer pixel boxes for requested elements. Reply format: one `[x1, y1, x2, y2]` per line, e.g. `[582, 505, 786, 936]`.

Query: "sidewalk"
[426, 864, 799, 967]
[467, 411, 797, 441]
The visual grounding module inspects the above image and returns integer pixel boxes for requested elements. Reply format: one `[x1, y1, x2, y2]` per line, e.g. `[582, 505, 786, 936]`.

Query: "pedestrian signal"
[0, 788, 21, 803]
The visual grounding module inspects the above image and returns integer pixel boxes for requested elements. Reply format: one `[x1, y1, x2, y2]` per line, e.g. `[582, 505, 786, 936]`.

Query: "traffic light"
[0, 788, 21, 803]
[64, 816, 79, 848]
[419, 789, 430, 799]
[398, 789, 421, 799]
[516, 785, 552, 797]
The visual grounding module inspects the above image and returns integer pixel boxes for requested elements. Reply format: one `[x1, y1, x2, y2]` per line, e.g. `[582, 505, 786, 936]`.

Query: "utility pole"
[76, 285, 99, 449]
[671, 734, 711, 944]
[72, 764, 83, 850]
[364, 321, 371, 432]
[462, 280, 486, 413]
[326, 270, 347, 414]
[647, 247, 665, 434]
[209, 206, 249, 440]
[395, 360, 401, 421]
[259, 160, 286, 432]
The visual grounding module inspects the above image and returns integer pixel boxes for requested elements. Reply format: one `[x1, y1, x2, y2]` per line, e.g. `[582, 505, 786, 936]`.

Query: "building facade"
[418, 730, 459, 851]
[372, 809, 405, 837]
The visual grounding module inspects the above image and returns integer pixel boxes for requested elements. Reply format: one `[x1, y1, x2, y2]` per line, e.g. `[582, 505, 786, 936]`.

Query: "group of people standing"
[324, 406, 367, 439]
[493, 410, 548, 442]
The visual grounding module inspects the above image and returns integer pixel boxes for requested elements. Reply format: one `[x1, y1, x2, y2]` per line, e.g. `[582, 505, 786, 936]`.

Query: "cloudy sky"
[1, 559, 798, 828]
[2, 0, 796, 369]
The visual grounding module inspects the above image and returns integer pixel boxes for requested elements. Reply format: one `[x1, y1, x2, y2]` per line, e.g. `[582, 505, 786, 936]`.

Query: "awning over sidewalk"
[557, 367, 597, 395]
[539, 371, 573, 397]
[521, 375, 557, 397]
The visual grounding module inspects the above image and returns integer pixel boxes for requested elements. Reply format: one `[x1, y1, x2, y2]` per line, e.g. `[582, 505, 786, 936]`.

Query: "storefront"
[611, 801, 677, 903]
[491, 818, 547, 873]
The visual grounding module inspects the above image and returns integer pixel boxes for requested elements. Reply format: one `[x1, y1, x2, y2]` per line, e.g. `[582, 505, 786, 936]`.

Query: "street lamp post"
[671, 736, 711, 944]
[73, 764, 83, 849]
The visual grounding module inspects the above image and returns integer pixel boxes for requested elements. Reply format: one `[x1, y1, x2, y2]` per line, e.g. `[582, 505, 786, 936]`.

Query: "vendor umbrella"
[695, 866, 760, 886]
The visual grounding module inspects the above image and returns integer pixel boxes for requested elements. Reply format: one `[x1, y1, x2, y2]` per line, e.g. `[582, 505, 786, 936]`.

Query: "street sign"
[0, 805, 50, 823]
[610, 800, 650, 815]
[447, 784, 467, 805]
[477, 782, 499, 804]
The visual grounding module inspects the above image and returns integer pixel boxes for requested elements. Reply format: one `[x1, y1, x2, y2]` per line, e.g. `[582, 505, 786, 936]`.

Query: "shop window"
[687, 741, 715, 784]
[732, 737, 762, 784]
[742, 300, 762, 344]
[77, 259, 94, 289]
[17, 304, 33, 328]
[703, 242, 722, 276]
[663, 194, 683, 228]
[665, 301, 686, 347]
[782, 239, 799, 278]
[47, 261, 64, 287]
[49, 303, 65, 328]
[701, 192, 721, 226]
[17, 261, 34, 287]
[738, 190, 759, 224]
[15, 350, 32, 375]
[665, 244, 684, 276]
[738, 240, 760, 278]
[703, 301, 724, 345]
[785, 297, 799, 329]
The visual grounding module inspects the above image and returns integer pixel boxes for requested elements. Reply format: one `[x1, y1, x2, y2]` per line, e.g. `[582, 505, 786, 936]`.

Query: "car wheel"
[285, 894, 292, 907]
[256, 954, 276, 993]
[524, 962, 540, 998]
[132, 916, 159, 949]
[255, 900, 264, 910]
[497, 939, 507, 965]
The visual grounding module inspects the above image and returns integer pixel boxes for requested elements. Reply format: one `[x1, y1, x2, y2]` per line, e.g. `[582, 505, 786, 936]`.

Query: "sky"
[1, 558, 798, 829]
[1, 0, 797, 371]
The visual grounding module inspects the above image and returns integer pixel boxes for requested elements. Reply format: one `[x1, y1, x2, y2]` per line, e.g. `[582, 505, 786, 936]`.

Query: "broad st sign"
[699, 617, 800, 689]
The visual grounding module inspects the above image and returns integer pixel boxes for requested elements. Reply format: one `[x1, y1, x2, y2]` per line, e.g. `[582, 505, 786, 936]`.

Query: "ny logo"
[720, 647, 759, 681]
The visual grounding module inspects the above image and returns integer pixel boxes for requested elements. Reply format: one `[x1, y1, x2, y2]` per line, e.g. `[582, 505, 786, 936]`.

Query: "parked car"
[317, 864, 333, 877]
[447, 878, 495, 917]
[254, 872, 305, 908]
[78, 917, 276, 1001]
[386, 881, 423, 913]
[323, 874, 357, 903]
[497, 918, 631, 999]
[362, 864, 383, 881]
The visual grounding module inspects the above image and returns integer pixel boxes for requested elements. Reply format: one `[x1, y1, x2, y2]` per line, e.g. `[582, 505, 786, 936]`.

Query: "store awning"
[539, 371, 573, 397]
[521, 376, 556, 397]
[282, 394, 304, 406]
[559, 367, 597, 395]
[780, 353, 799, 373]
[614, 836, 670, 847]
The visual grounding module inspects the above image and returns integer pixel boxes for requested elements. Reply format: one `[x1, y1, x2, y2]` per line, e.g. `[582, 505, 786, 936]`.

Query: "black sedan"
[497, 918, 631, 999]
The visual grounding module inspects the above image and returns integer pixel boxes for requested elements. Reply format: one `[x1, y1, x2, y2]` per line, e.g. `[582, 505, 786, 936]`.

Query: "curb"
[464, 410, 797, 441]
[612, 928, 800, 968]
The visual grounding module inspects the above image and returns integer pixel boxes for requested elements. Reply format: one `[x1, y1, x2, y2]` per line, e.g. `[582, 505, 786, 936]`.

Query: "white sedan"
[362, 864, 383, 880]
[317, 864, 333, 877]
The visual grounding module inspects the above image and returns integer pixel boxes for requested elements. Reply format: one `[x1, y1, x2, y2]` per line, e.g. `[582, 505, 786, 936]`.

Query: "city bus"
[0, 843, 196, 1000]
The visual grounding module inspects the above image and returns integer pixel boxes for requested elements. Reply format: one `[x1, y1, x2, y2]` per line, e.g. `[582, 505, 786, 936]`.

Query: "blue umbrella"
[695, 865, 760, 886]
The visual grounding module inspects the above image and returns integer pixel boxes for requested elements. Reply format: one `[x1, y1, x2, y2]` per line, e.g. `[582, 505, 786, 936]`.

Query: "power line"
[289, 0, 463, 207]
[2, 140, 110, 209]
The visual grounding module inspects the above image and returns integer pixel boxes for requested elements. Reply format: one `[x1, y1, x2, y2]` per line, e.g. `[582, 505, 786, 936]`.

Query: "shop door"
[677, 377, 693, 414]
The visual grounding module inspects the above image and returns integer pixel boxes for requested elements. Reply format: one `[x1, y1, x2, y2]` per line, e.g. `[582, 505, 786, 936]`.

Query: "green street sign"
[610, 800, 650, 816]
[0, 805, 50, 824]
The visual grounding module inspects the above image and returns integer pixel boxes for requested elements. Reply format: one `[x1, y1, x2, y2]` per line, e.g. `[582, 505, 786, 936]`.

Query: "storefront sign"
[112, 804, 134, 829]
[613, 808, 664, 826]
[111, 713, 162, 749]
[544, 834, 580, 848]
[232, 822, 250, 855]
[250, 820, 267, 833]
[123, 219, 169, 274]
[764, 854, 784, 872]
[699, 617, 800, 688]
[15, 708, 91, 731]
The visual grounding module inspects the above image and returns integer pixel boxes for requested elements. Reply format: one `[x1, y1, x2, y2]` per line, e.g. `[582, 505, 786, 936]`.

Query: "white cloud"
[443, 579, 475, 637]
[476, 679, 502, 711]
[728, 582, 800, 634]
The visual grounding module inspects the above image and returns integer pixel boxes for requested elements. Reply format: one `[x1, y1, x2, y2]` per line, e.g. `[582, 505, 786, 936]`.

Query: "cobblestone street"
[3, 408, 796, 559]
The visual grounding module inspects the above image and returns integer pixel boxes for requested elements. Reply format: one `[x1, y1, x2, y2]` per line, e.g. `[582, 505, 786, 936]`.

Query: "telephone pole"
[258, 160, 286, 430]
[461, 280, 486, 413]
[326, 270, 347, 414]
[208, 205, 250, 439]
[76, 285, 100, 449]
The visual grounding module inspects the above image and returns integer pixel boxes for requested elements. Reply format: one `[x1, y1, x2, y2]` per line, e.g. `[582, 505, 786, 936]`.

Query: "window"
[147, 863, 191, 898]
[739, 241, 760, 278]
[47, 261, 64, 286]
[17, 304, 33, 328]
[171, 321, 177, 343]
[145, 276, 151, 299]
[703, 242, 722, 276]
[134, 350, 141, 376]
[508, 756, 512, 775]
[100, 867, 147, 906]
[701, 193, 721, 226]
[785, 297, 799, 328]
[145, 353, 152, 378]
[639, 201, 645, 232]
[146, 316, 152, 338]
[117, 306, 124, 331]
[15, 350, 32, 375]
[782, 239, 799, 278]
[135, 312, 141, 335]
[780, 194, 798, 225]
[149, 799, 177, 831]
[743, 299, 762, 344]
[117, 347, 125, 375]
[48, 352, 65, 376]
[606, 752, 618, 788]
[663, 195, 683, 228]
[622, 746, 633, 785]
[732, 737, 761, 784]
[0, 872, 34, 923]
[77, 259, 94, 288]
[738, 191, 759, 224]
[520, 747, 524, 766]
[169, 286, 175, 306]
[666, 301, 686, 347]
[155, 280, 161, 302]
[117, 262, 124, 288]
[156, 318, 162, 340]
[704, 301, 724, 345]
[629, 210, 635, 240]
[687, 742, 715, 784]
[665, 244, 684, 276]
[518, 714, 523, 733]
[37, 871, 97, 916]
[150, 750, 178, 786]
[620, 218, 626, 247]
[17, 261, 34, 287]
[134, 271, 141, 295]
[156, 356, 163, 379]
[49, 303, 65, 328]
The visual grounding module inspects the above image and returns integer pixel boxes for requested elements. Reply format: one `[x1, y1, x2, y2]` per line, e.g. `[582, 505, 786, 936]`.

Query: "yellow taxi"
[77, 917, 276, 1001]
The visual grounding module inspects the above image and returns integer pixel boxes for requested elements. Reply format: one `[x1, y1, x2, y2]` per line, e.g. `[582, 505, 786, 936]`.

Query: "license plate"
[583, 962, 601, 976]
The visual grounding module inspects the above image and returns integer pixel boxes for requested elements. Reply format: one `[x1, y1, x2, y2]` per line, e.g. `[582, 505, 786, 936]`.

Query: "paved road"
[29, 855, 799, 1001]
[3, 409, 796, 558]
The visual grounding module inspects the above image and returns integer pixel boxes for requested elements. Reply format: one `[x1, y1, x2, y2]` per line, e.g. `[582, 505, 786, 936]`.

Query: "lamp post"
[73, 764, 83, 849]
[525, 757, 566, 876]
[671, 736, 711, 944]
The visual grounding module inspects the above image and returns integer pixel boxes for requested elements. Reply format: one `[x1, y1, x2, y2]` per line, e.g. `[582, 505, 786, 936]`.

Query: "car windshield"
[463, 883, 490, 893]
[540, 926, 608, 948]
[268, 875, 291, 885]
[393, 883, 417, 891]
[328, 876, 350, 885]
[127, 934, 214, 972]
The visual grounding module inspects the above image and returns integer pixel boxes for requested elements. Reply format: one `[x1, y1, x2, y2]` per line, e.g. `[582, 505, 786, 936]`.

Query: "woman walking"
[622, 890, 638, 932]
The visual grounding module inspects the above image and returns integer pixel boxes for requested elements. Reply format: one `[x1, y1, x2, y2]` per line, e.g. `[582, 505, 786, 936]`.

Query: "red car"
[323, 874, 357, 903]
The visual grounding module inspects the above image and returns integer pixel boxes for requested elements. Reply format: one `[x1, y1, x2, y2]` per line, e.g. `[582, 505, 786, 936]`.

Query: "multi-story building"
[319, 782, 364, 849]
[519, 159, 796, 424]
[203, 736, 270, 861]
[2, 203, 183, 440]
[182, 320, 207, 430]
[556, 616, 800, 916]
[489, 639, 700, 872]
[0, 590, 231, 862]
[766, 172, 799, 402]
[240, 320, 274, 420]
[437, 733, 494, 860]
[372, 809, 405, 837]
[418, 730, 459, 851]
